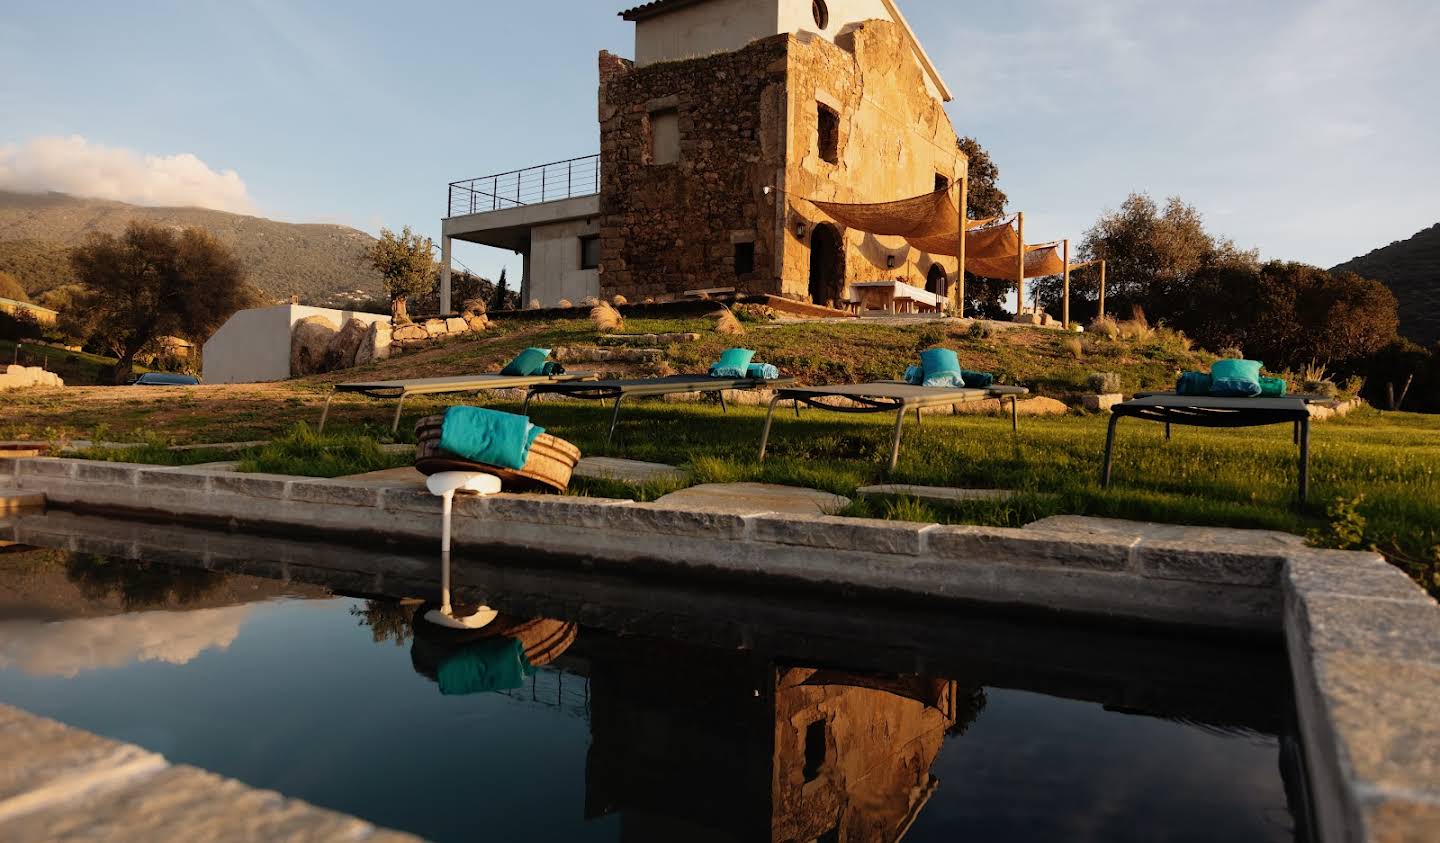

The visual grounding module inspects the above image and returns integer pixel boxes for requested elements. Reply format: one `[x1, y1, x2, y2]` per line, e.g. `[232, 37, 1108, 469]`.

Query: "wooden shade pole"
[1099, 259, 1107, 318]
[1062, 238, 1071, 329]
[1015, 211, 1025, 319]
[956, 172, 968, 318]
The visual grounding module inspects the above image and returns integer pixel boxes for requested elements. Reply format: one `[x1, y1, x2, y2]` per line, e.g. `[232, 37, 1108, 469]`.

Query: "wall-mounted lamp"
[762, 186, 774, 196]
[886, 255, 896, 269]
[795, 221, 808, 240]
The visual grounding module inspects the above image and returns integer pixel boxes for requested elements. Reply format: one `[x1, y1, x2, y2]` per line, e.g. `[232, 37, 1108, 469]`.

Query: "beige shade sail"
[966, 242, 1067, 280]
[803, 188, 1029, 266]
[907, 216, 1019, 260]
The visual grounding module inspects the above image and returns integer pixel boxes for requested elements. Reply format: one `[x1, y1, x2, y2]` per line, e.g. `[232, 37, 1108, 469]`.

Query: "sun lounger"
[1102, 392, 1328, 503]
[318, 373, 594, 434]
[758, 382, 1030, 471]
[523, 374, 795, 444]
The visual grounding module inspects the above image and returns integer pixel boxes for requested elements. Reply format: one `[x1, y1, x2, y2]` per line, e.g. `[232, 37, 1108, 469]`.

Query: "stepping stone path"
[856, 484, 1022, 504]
[1023, 515, 1308, 548]
[573, 457, 689, 487]
[655, 483, 850, 515]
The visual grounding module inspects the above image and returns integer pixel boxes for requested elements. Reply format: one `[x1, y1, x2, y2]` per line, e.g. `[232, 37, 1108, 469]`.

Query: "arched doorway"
[925, 264, 949, 298]
[808, 223, 845, 307]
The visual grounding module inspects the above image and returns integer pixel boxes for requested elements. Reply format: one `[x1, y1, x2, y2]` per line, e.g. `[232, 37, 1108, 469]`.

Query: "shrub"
[1217, 345, 1244, 360]
[710, 306, 744, 336]
[734, 304, 777, 323]
[589, 301, 624, 333]
[556, 298, 573, 309]
[1087, 372, 1122, 394]
[968, 320, 994, 340]
[916, 323, 947, 350]
[1060, 336, 1083, 360]
[611, 294, 628, 306]
[1305, 378, 1339, 399]
[528, 298, 541, 309]
[1088, 316, 1119, 340]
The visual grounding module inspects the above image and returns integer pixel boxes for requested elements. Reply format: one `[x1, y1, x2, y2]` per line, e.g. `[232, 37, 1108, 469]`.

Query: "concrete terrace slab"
[0, 704, 421, 842]
[1025, 515, 1308, 549]
[857, 484, 1021, 504]
[574, 456, 689, 487]
[655, 482, 850, 515]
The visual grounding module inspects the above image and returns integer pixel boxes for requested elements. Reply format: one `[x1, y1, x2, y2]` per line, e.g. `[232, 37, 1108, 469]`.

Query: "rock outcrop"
[290, 315, 339, 376]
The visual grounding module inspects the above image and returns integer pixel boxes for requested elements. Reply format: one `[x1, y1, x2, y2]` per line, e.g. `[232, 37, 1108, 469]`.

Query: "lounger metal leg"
[952, 403, 958, 416]
[391, 394, 407, 436]
[1011, 396, 1019, 432]
[318, 391, 335, 434]
[1299, 416, 1310, 505]
[915, 407, 922, 425]
[717, 391, 728, 414]
[758, 395, 783, 462]
[606, 394, 625, 445]
[522, 390, 535, 416]
[793, 399, 801, 418]
[1293, 420, 1300, 445]
[1102, 413, 1121, 488]
[888, 408, 906, 473]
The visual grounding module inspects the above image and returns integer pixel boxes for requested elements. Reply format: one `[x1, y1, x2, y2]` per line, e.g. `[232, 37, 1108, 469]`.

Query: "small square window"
[817, 104, 839, 164]
[579, 235, 600, 270]
[733, 242, 755, 275]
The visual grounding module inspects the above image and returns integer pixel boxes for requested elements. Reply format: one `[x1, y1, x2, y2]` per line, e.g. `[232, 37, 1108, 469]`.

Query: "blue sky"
[2, 0, 1437, 281]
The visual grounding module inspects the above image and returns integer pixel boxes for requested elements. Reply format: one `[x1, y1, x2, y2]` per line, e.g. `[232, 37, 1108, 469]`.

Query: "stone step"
[1022, 515, 1307, 548]
[655, 482, 850, 515]
[573, 457, 688, 487]
[856, 484, 1021, 505]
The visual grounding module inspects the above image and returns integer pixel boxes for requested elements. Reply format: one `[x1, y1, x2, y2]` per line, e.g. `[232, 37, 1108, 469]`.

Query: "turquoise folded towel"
[436, 636, 534, 696]
[438, 406, 543, 470]
[1210, 359, 1263, 397]
[903, 365, 924, 385]
[1176, 371, 1211, 396]
[541, 361, 566, 376]
[501, 347, 551, 376]
[1259, 376, 1287, 397]
[709, 347, 755, 378]
[746, 363, 779, 380]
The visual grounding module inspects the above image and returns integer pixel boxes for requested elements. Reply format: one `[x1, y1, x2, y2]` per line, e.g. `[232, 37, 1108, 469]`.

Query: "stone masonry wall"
[597, 39, 790, 301]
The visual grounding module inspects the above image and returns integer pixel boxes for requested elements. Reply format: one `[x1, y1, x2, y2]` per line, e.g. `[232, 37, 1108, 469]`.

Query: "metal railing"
[447, 154, 600, 217]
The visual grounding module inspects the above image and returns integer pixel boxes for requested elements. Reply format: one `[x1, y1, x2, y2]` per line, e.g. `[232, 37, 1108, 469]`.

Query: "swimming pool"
[0, 540, 1305, 841]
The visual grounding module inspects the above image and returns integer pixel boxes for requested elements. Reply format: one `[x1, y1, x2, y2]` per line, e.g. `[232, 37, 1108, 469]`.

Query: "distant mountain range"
[0, 190, 385, 306]
[1333, 223, 1440, 347]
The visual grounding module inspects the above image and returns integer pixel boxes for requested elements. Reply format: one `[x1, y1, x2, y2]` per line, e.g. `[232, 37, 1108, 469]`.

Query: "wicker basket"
[413, 415, 580, 493]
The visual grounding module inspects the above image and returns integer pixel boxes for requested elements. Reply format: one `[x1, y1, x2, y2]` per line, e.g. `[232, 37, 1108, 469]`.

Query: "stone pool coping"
[0, 704, 420, 842]
[3, 456, 1438, 842]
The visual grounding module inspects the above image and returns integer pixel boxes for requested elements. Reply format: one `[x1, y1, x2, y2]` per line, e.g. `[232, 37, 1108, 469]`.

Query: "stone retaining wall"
[2, 456, 1437, 842]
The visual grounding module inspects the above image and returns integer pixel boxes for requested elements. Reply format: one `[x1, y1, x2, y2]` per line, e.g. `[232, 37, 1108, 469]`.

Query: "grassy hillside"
[1333, 222, 1440, 346]
[0, 190, 384, 305]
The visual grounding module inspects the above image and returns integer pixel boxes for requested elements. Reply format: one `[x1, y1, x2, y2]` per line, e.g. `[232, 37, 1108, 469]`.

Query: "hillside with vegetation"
[1332, 223, 1440, 346]
[0, 190, 384, 306]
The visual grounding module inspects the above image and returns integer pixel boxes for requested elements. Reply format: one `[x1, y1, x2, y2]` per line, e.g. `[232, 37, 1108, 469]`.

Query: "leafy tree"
[0, 270, 27, 302]
[956, 137, 1011, 317]
[1079, 193, 1257, 315]
[368, 226, 435, 322]
[490, 267, 513, 312]
[67, 221, 261, 383]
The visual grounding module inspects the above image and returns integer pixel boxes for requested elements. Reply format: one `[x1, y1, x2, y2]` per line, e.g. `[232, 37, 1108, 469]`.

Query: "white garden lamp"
[423, 471, 502, 630]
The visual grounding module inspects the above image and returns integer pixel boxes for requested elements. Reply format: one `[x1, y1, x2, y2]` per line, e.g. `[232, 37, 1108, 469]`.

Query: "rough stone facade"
[597, 20, 965, 306]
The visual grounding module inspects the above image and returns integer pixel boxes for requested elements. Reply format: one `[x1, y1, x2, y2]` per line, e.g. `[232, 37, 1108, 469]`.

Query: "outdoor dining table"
[1103, 392, 1329, 503]
[846, 280, 944, 314]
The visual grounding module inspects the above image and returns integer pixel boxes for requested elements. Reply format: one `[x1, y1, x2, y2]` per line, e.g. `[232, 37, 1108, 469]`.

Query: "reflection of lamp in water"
[422, 471, 502, 630]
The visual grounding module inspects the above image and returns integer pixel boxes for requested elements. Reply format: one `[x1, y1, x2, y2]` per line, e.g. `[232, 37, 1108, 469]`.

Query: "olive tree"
[368, 226, 434, 323]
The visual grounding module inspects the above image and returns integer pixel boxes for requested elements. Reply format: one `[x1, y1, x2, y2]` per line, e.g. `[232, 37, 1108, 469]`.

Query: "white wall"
[528, 220, 601, 307]
[634, 0, 779, 66]
[202, 305, 390, 384]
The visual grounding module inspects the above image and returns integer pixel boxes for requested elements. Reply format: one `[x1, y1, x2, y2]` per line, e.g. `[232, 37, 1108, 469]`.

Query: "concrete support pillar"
[439, 235, 453, 315]
[520, 250, 532, 308]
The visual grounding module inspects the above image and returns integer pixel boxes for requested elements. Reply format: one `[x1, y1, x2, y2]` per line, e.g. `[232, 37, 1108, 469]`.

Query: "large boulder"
[392, 324, 428, 342]
[353, 321, 392, 367]
[328, 318, 369, 369]
[291, 315, 339, 376]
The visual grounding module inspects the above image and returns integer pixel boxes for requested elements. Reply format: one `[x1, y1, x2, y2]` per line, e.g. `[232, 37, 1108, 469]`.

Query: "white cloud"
[0, 135, 255, 214]
[0, 606, 253, 677]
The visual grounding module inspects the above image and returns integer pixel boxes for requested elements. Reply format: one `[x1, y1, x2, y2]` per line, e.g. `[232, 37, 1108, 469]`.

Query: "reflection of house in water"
[583, 636, 983, 842]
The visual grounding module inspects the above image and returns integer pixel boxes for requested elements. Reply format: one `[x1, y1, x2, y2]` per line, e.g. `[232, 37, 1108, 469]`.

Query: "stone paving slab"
[1024, 515, 1308, 548]
[857, 484, 1021, 504]
[655, 482, 850, 515]
[335, 466, 428, 489]
[0, 491, 45, 514]
[573, 456, 689, 487]
[0, 704, 421, 842]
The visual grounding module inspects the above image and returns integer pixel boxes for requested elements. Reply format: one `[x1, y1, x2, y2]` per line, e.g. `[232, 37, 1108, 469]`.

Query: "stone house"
[440, 0, 965, 311]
